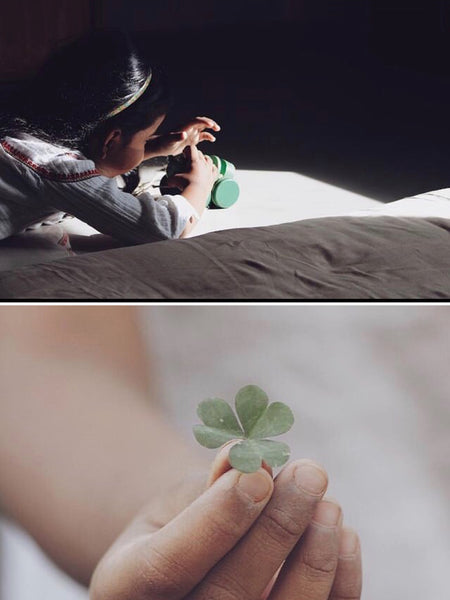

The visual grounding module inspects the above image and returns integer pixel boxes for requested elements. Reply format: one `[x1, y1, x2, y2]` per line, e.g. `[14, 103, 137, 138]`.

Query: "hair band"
[103, 71, 153, 120]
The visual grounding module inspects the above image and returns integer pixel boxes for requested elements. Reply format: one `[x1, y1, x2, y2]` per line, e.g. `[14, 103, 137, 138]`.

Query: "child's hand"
[89, 448, 362, 600]
[144, 116, 220, 159]
[166, 145, 218, 195]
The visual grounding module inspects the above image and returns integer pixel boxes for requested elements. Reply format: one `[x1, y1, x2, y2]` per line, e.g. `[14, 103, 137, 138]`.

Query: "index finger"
[121, 468, 274, 599]
[195, 116, 221, 131]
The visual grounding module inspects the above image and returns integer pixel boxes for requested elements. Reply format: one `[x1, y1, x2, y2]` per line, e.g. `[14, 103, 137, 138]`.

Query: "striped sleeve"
[42, 173, 198, 244]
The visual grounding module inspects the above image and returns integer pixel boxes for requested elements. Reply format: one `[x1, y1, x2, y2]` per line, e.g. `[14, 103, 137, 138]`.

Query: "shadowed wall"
[0, 0, 92, 79]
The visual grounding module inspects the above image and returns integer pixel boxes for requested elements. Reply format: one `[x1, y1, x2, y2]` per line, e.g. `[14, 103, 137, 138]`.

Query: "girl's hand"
[89, 448, 362, 600]
[144, 116, 220, 159]
[166, 145, 218, 195]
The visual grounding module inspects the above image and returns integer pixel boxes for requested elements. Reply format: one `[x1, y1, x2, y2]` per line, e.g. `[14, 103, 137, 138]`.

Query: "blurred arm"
[0, 306, 207, 586]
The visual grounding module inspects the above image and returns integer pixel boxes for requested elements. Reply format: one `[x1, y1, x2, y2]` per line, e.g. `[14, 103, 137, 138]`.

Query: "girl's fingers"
[199, 132, 216, 143]
[91, 468, 274, 600]
[190, 459, 328, 600]
[328, 528, 362, 600]
[196, 116, 221, 131]
[124, 468, 274, 599]
[190, 144, 199, 160]
[269, 499, 342, 600]
[181, 118, 220, 134]
[184, 144, 199, 162]
[177, 120, 218, 146]
[207, 441, 272, 488]
[207, 441, 239, 486]
[204, 155, 214, 169]
[203, 155, 219, 178]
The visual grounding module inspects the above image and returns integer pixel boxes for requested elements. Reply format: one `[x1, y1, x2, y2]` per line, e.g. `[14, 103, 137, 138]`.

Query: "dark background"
[2, 0, 450, 202]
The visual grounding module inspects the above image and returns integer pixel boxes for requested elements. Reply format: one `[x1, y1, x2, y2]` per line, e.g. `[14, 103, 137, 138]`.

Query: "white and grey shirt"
[0, 134, 197, 244]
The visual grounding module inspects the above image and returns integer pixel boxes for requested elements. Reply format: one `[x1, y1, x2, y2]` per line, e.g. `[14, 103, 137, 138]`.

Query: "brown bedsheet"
[0, 216, 449, 300]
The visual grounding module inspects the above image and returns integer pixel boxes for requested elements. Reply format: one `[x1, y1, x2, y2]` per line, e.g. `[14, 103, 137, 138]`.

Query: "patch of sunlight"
[189, 169, 381, 237]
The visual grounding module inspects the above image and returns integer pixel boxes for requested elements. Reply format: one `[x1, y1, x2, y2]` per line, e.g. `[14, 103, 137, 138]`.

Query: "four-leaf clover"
[193, 385, 294, 473]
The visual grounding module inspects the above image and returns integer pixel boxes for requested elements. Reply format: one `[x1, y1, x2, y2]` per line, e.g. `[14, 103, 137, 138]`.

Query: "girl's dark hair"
[0, 30, 171, 151]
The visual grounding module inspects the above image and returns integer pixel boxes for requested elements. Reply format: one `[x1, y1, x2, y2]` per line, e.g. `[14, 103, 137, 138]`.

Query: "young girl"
[0, 30, 220, 244]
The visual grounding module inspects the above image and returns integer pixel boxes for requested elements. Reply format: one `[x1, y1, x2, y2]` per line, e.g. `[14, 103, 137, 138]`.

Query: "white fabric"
[177, 169, 382, 236]
[0, 225, 73, 272]
[0, 520, 86, 600]
[349, 187, 450, 218]
[59, 168, 382, 245]
[168, 194, 200, 223]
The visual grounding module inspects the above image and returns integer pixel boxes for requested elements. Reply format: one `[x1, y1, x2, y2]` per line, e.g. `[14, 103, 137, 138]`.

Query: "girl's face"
[94, 114, 166, 177]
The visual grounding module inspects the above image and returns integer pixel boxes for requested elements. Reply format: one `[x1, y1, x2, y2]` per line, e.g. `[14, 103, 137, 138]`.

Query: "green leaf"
[253, 439, 291, 468]
[235, 385, 268, 436]
[248, 402, 294, 439]
[193, 385, 295, 473]
[193, 424, 239, 449]
[197, 398, 243, 436]
[229, 440, 262, 473]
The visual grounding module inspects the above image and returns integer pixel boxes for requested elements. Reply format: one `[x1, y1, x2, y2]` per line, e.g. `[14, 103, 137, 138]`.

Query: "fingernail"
[339, 528, 359, 556]
[238, 471, 272, 502]
[322, 495, 344, 527]
[294, 463, 328, 495]
[312, 500, 341, 527]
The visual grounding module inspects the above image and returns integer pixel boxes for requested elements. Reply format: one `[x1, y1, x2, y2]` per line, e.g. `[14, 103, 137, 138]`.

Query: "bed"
[0, 169, 449, 300]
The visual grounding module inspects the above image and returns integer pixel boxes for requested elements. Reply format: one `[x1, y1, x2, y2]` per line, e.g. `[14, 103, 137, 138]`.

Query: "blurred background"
[2, 1, 450, 201]
[1, 306, 449, 599]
